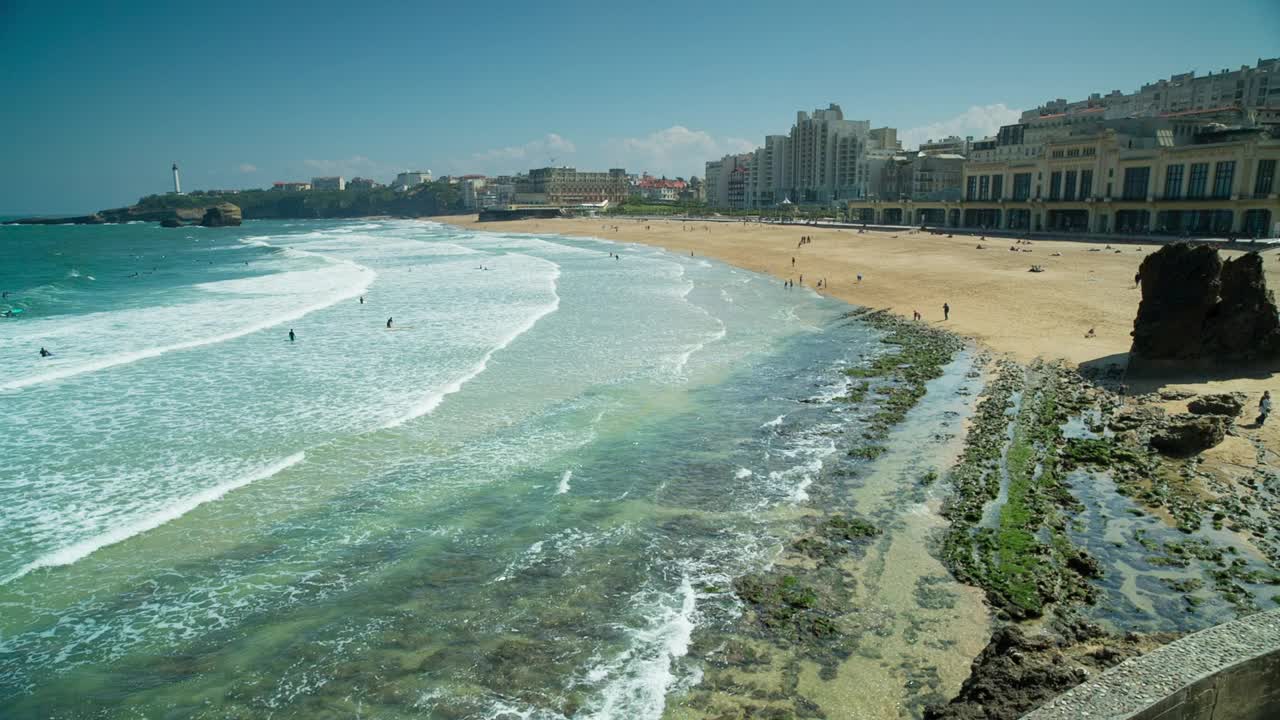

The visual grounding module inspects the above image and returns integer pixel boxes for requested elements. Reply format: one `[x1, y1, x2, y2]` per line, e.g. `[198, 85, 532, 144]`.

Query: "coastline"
[440, 215, 1280, 718]
[440, 215, 1278, 369]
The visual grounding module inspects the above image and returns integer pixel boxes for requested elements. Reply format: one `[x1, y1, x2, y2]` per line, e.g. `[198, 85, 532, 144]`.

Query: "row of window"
[1049, 147, 1098, 159]
[1048, 170, 1094, 201]
[964, 159, 1275, 202]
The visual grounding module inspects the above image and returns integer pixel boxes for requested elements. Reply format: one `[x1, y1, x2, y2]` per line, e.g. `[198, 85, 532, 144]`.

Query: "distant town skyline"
[1, 0, 1277, 214]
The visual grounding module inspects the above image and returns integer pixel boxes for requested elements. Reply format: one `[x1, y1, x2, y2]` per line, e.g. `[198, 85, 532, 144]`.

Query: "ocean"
[3, 219, 986, 718]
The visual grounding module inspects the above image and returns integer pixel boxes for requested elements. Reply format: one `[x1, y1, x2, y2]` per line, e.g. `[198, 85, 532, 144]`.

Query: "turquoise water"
[0, 219, 899, 717]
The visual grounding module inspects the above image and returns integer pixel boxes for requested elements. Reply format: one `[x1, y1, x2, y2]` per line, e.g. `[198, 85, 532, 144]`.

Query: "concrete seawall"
[1024, 608, 1280, 720]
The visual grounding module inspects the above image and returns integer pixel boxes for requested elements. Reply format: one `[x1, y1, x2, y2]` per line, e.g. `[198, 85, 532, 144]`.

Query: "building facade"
[514, 167, 630, 205]
[394, 171, 432, 190]
[311, 176, 346, 191]
[272, 182, 313, 191]
[704, 153, 752, 208]
[1022, 58, 1280, 123]
[702, 104, 899, 209]
[848, 123, 1278, 237]
[876, 153, 964, 202]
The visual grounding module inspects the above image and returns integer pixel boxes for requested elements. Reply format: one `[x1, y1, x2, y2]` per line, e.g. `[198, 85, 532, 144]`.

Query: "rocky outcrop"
[160, 217, 182, 228]
[1130, 244, 1280, 370]
[926, 619, 1181, 720]
[1212, 252, 1280, 358]
[8, 213, 106, 225]
[1149, 413, 1227, 456]
[1187, 392, 1247, 418]
[199, 203, 242, 227]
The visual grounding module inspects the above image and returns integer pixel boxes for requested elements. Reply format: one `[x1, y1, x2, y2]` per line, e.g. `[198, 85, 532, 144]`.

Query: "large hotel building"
[718, 59, 1280, 237]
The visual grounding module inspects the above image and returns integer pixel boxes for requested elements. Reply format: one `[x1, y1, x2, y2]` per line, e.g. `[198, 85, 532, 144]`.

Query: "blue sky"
[1, 0, 1277, 214]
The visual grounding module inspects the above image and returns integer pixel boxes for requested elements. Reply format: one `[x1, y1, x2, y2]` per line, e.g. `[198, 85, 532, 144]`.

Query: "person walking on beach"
[1260, 391, 1272, 426]
[943, 302, 950, 321]
[386, 317, 393, 329]
[288, 329, 295, 342]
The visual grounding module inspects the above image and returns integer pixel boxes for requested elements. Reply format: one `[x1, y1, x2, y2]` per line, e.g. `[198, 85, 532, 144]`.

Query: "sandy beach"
[443, 215, 1279, 390]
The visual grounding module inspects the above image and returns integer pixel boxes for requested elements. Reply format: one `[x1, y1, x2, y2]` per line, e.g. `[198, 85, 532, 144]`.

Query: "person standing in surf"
[288, 329, 295, 342]
[386, 317, 393, 329]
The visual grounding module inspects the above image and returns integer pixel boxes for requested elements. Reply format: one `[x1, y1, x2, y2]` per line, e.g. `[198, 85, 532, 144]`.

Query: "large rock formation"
[200, 203, 243, 227]
[1149, 413, 1227, 456]
[1130, 244, 1280, 370]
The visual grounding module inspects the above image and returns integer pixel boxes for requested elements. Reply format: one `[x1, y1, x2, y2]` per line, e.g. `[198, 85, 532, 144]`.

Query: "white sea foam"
[557, 470, 573, 495]
[382, 263, 561, 428]
[2, 452, 305, 584]
[734, 468, 753, 479]
[582, 572, 700, 720]
[761, 414, 786, 429]
[1, 240, 376, 392]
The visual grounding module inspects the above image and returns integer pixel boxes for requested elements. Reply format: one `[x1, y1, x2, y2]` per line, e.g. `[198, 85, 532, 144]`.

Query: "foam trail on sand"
[2, 452, 306, 585]
[382, 263, 561, 429]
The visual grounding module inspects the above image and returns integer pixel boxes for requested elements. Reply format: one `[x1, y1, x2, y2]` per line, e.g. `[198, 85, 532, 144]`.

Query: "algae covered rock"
[1149, 413, 1227, 456]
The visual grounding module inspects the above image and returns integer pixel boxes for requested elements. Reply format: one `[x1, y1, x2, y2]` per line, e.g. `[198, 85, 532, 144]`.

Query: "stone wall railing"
[1023, 608, 1280, 720]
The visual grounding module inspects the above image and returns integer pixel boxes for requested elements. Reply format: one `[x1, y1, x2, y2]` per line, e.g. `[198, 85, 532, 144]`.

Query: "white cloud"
[612, 126, 756, 178]
[471, 134, 577, 168]
[238, 163, 258, 174]
[899, 104, 1020, 150]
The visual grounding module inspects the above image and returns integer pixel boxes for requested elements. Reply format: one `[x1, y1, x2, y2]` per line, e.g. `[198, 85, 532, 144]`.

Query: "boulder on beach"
[1149, 413, 1227, 456]
[1186, 393, 1247, 418]
[200, 203, 243, 227]
[1130, 244, 1280, 370]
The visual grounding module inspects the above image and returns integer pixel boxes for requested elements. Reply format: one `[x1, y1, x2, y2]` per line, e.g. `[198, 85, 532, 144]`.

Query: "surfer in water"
[288, 329, 295, 342]
[359, 296, 364, 304]
[39, 347, 51, 357]
[386, 317, 393, 329]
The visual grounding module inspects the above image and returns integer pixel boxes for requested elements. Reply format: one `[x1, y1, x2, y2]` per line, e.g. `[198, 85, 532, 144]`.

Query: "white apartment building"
[703, 105, 896, 209]
[394, 171, 432, 190]
[1022, 57, 1280, 123]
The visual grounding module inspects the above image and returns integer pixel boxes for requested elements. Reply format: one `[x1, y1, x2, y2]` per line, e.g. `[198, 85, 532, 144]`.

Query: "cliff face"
[200, 203, 242, 227]
[1130, 244, 1280, 370]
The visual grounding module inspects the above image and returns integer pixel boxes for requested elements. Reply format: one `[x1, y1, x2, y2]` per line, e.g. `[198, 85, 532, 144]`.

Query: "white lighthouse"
[172, 162, 182, 194]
